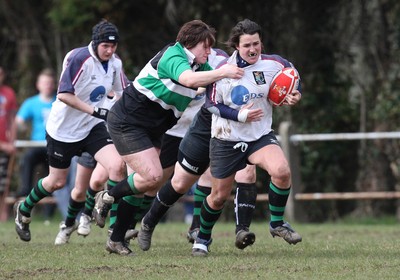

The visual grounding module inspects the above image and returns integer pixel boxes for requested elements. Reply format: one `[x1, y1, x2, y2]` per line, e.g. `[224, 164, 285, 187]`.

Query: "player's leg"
[104, 147, 163, 255]
[107, 166, 140, 243]
[192, 174, 236, 257]
[138, 162, 201, 251]
[92, 120, 163, 228]
[15, 165, 70, 242]
[233, 164, 257, 249]
[249, 138, 301, 245]
[134, 133, 179, 231]
[14, 135, 76, 242]
[55, 158, 94, 245]
[192, 137, 247, 256]
[78, 159, 105, 236]
[187, 168, 212, 243]
[92, 143, 128, 228]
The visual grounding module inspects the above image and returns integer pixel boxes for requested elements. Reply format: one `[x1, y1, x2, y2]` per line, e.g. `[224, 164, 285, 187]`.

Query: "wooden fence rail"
[278, 122, 400, 221]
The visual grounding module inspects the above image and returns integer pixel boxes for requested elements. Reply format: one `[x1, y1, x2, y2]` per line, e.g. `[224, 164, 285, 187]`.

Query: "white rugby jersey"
[211, 51, 288, 142]
[166, 48, 228, 138]
[46, 42, 128, 142]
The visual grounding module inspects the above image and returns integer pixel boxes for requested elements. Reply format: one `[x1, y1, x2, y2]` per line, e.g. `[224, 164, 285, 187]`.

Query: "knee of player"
[272, 165, 291, 186]
[171, 176, 195, 194]
[90, 179, 107, 191]
[140, 170, 163, 190]
[210, 187, 230, 207]
[53, 179, 68, 190]
[71, 188, 86, 200]
[172, 181, 191, 194]
[209, 194, 226, 208]
[107, 160, 126, 179]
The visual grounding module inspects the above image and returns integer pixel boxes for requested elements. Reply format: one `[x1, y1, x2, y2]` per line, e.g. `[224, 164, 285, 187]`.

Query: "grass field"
[1, 216, 400, 280]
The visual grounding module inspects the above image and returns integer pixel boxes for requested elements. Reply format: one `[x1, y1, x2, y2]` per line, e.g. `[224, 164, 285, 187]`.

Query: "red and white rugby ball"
[268, 67, 299, 106]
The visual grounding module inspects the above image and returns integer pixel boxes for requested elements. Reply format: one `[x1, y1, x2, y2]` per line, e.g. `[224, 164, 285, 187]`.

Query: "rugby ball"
[268, 67, 299, 106]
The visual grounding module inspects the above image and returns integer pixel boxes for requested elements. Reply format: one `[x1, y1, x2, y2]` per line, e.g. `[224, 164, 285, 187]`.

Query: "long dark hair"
[226, 19, 262, 50]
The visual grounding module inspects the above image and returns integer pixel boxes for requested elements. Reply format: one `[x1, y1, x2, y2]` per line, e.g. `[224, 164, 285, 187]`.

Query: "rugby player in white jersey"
[192, 19, 303, 256]
[14, 19, 129, 243]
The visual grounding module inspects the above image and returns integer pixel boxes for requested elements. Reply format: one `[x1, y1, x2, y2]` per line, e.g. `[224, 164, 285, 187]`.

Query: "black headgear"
[92, 20, 119, 51]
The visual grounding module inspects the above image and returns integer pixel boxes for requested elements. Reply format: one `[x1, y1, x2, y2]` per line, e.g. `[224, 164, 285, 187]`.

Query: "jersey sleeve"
[205, 83, 240, 121]
[157, 52, 192, 82]
[58, 48, 89, 94]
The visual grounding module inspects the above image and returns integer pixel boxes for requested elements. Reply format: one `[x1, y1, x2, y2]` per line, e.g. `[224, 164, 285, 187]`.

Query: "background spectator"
[0, 66, 17, 221]
[0, 66, 17, 195]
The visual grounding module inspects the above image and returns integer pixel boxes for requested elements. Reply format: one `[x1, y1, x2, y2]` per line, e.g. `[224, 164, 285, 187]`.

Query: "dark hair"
[226, 19, 262, 50]
[176, 20, 216, 49]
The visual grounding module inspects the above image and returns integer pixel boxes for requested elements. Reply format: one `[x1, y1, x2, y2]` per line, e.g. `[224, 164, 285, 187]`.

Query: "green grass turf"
[1, 217, 400, 280]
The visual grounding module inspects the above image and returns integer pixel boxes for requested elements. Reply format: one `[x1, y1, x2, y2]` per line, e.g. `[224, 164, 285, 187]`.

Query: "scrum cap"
[92, 20, 119, 51]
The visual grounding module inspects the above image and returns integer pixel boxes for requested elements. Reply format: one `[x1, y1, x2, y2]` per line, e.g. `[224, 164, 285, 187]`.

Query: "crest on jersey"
[253, 71, 266, 85]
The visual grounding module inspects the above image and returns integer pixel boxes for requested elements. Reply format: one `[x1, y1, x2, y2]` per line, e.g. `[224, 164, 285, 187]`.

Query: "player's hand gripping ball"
[268, 67, 299, 106]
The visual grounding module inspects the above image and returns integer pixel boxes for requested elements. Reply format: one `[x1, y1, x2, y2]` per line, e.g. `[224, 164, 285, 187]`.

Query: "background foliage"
[1, 0, 400, 221]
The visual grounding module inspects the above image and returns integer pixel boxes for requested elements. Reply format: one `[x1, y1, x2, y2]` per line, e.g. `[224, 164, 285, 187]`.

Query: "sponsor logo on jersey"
[231, 85, 264, 105]
[90, 86, 106, 102]
[253, 71, 266, 85]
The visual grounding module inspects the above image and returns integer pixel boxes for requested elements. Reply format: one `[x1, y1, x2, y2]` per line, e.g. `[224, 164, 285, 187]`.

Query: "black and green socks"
[268, 182, 290, 228]
[20, 179, 51, 217]
[108, 175, 141, 230]
[107, 179, 119, 230]
[190, 184, 211, 230]
[108, 173, 140, 200]
[234, 182, 257, 233]
[197, 198, 223, 241]
[82, 187, 98, 217]
[131, 194, 155, 229]
[65, 198, 85, 227]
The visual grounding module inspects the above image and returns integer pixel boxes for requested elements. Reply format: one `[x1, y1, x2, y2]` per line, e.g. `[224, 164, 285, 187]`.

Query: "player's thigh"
[248, 144, 289, 178]
[234, 164, 256, 183]
[73, 164, 93, 193]
[208, 175, 236, 208]
[94, 144, 125, 179]
[90, 163, 108, 191]
[198, 167, 212, 187]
